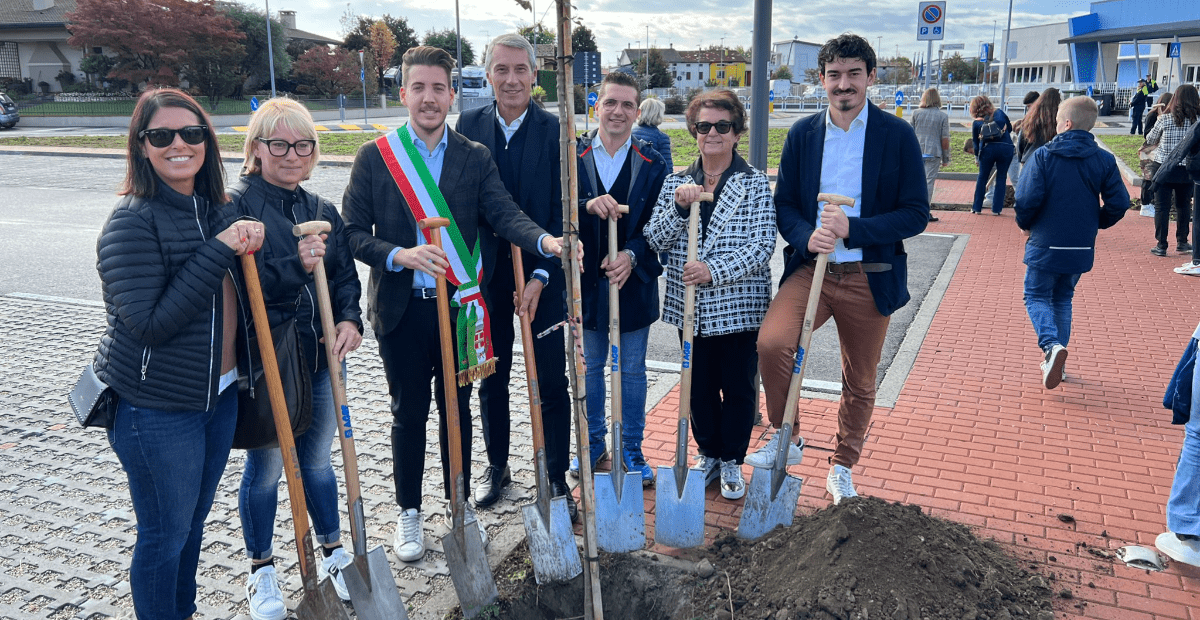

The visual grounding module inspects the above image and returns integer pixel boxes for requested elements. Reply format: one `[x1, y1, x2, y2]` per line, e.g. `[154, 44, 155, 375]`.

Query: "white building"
[767, 38, 821, 84]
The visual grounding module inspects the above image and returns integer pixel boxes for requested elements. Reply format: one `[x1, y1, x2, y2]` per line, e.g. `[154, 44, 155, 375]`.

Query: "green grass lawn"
[1095, 133, 1145, 172]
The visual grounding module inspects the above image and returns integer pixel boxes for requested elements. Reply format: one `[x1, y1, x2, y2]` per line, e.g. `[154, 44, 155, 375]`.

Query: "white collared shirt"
[495, 105, 529, 145]
[591, 133, 632, 191]
[818, 104, 869, 263]
[385, 123, 449, 289]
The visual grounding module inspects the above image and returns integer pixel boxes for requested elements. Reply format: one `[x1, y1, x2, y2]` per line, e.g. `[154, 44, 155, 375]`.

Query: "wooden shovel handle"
[419, 217, 464, 509]
[512, 244, 546, 456]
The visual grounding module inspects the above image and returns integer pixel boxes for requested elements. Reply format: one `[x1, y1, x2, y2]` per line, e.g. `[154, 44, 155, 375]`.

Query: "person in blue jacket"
[1015, 95, 1129, 389]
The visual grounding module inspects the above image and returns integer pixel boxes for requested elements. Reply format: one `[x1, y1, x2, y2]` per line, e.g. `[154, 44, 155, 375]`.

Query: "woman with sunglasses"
[645, 89, 776, 501]
[225, 97, 362, 620]
[92, 87, 264, 620]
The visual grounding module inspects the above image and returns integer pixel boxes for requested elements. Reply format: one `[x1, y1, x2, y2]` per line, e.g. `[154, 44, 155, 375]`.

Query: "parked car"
[0, 92, 18, 129]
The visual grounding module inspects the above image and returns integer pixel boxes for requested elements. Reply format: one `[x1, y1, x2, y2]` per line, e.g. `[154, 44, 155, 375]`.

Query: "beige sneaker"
[393, 508, 425, 562]
[826, 464, 858, 505]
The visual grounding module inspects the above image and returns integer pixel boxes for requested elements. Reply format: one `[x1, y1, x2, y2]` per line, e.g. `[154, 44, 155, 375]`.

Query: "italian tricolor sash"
[376, 125, 496, 385]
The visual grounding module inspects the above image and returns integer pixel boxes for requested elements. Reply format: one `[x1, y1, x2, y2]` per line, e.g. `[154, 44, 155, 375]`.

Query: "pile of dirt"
[694, 497, 1056, 620]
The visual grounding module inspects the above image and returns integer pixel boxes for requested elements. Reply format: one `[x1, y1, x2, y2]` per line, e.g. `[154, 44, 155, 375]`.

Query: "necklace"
[703, 168, 725, 184]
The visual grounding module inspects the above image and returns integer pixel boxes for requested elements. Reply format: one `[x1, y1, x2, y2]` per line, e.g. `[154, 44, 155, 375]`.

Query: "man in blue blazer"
[749, 34, 929, 504]
[454, 33, 574, 519]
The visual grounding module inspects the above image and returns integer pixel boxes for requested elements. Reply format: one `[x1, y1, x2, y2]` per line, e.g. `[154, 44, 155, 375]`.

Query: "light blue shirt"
[591, 133, 632, 191]
[387, 123, 448, 289]
[818, 104, 868, 263]
[496, 106, 529, 145]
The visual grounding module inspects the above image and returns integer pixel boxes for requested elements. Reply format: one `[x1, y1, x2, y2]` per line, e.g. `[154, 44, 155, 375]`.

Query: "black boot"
[473, 464, 510, 508]
[550, 479, 578, 522]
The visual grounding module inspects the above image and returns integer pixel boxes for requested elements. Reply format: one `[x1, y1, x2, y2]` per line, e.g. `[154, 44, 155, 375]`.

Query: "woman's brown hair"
[685, 89, 747, 138]
[969, 95, 994, 118]
[120, 88, 227, 204]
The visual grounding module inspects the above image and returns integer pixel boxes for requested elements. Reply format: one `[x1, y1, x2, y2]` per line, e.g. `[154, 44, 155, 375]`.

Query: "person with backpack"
[971, 95, 1014, 215]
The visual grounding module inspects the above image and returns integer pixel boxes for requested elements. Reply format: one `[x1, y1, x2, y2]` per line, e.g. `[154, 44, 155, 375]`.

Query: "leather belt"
[412, 287, 438, 299]
[826, 261, 892, 274]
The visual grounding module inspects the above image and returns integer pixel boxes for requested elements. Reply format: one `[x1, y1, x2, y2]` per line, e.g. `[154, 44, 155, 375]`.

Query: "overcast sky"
[278, 0, 1098, 65]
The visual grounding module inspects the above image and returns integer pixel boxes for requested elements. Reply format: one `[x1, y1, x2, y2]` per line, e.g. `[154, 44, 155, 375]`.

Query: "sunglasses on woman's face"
[139, 125, 208, 148]
[694, 120, 734, 134]
[257, 137, 316, 157]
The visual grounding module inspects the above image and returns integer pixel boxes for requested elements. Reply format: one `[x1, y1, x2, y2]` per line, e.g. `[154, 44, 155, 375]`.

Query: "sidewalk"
[628, 207, 1200, 619]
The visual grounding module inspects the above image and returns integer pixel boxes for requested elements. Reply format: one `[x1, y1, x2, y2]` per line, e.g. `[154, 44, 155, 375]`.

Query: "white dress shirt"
[591, 133, 632, 191]
[817, 104, 869, 264]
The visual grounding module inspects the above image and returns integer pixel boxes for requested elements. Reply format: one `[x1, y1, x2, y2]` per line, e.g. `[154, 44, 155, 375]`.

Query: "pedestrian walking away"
[1147, 84, 1200, 257]
[1014, 96, 1128, 390]
[91, 87, 265, 620]
[910, 87, 950, 222]
[1158, 321, 1200, 567]
[228, 97, 364, 619]
[970, 94, 1015, 215]
[752, 33, 929, 506]
[455, 33, 576, 521]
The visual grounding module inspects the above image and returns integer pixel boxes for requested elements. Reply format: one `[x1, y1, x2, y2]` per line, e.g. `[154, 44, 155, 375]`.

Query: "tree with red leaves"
[292, 47, 369, 99]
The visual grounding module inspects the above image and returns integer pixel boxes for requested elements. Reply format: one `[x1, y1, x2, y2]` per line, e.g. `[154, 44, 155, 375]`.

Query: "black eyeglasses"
[694, 120, 734, 135]
[139, 125, 208, 148]
[257, 137, 316, 157]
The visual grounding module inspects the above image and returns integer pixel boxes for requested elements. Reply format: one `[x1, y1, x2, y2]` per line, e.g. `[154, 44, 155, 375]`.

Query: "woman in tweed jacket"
[645, 90, 776, 501]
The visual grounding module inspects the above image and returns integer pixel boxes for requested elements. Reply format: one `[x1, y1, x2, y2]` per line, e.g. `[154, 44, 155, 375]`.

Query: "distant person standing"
[1130, 80, 1150, 135]
[1146, 84, 1199, 257]
[633, 97, 674, 172]
[1014, 96, 1128, 389]
[910, 87, 949, 222]
[971, 94, 1014, 215]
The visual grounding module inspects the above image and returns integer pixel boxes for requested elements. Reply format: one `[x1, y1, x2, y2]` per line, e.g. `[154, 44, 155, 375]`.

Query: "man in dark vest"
[455, 33, 575, 520]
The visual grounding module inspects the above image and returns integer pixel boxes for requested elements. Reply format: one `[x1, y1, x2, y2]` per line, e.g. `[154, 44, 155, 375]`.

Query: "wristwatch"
[529, 272, 550, 287]
[621, 248, 637, 269]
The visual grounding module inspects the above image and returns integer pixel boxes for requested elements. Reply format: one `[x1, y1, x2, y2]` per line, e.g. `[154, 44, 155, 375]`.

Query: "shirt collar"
[495, 104, 530, 131]
[591, 132, 632, 157]
[825, 102, 870, 134]
[409, 122, 450, 155]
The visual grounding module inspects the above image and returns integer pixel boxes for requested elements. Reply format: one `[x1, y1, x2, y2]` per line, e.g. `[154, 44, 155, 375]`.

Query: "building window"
[1049, 66, 1056, 82]
[686, 72, 691, 80]
[1063, 65, 1072, 82]
[1187, 65, 1200, 84]
[0, 42, 18, 79]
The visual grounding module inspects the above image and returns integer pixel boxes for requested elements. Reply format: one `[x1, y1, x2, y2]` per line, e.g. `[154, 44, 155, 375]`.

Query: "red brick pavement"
[580, 192, 1200, 619]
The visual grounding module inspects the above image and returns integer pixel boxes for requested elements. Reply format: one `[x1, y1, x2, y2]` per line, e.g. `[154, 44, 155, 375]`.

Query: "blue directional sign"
[1169, 42, 1181, 58]
[768, 89, 775, 102]
[948, 72, 953, 81]
[587, 91, 598, 107]
[895, 90, 905, 106]
[1086, 85, 1094, 97]
[360, 68, 365, 82]
[250, 96, 260, 112]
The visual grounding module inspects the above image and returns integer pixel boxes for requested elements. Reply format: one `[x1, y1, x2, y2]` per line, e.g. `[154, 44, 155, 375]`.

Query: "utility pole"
[264, 0, 276, 97]
[998, 0, 1013, 110]
[749, 0, 771, 171]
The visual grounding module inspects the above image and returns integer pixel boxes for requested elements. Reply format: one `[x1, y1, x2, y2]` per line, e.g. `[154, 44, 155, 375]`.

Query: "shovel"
[421, 216, 498, 618]
[737, 192, 853, 540]
[510, 242, 583, 583]
[239, 254, 352, 620]
[292, 222, 409, 619]
[593, 206, 647, 553]
[654, 190, 712, 549]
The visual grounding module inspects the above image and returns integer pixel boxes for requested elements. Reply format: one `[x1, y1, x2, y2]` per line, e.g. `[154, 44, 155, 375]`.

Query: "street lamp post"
[998, 0, 1014, 110]
[358, 50, 368, 124]
[264, 0, 276, 97]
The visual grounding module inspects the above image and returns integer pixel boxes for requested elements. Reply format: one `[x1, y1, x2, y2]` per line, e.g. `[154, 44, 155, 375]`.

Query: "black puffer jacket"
[227, 175, 362, 373]
[93, 184, 244, 411]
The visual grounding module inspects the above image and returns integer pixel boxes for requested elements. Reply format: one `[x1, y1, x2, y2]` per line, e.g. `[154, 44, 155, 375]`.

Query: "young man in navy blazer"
[749, 34, 929, 504]
[454, 33, 575, 520]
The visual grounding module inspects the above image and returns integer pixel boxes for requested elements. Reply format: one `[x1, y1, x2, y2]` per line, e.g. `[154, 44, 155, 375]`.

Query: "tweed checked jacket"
[645, 155, 776, 337]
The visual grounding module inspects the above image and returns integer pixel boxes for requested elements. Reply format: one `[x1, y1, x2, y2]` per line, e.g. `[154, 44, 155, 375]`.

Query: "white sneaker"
[245, 565, 287, 620]
[719, 460, 746, 500]
[826, 464, 858, 505]
[446, 504, 489, 547]
[394, 508, 425, 562]
[317, 546, 353, 601]
[1156, 531, 1200, 567]
[1041, 344, 1067, 389]
[695, 454, 721, 486]
[745, 433, 804, 468]
[1175, 262, 1200, 276]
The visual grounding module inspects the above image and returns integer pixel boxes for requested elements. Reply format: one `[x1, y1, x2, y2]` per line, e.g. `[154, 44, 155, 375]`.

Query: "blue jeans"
[975, 142, 1015, 213]
[239, 367, 342, 560]
[1168, 357, 1200, 535]
[1023, 266, 1081, 352]
[107, 386, 238, 620]
[583, 326, 650, 448]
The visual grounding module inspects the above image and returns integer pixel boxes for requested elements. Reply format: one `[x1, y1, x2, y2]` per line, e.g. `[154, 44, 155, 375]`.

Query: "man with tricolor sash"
[342, 45, 572, 563]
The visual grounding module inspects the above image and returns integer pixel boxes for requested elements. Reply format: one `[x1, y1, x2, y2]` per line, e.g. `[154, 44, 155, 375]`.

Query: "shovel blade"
[737, 467, 803, 540]
[295, 575, 352, 620]
[442, 514, 498, 618]
[521, 497, 583, 584]
[653, 466, 706, 548]
[342, 546, 410, 620]
[594, 470, 647, 552]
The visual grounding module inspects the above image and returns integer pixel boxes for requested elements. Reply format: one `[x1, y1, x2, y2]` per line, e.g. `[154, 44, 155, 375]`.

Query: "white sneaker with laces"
[719, 460, 746, 500]
[317, 546, 353, 601]
[1041, 344, 1067, 389]
[695, 454, 720, 486]
[826, 464, 858, 505]
[745, 433, 804, 468]
[245, 565, 288, 620]
[394, 508, 425, 562]
[1175, 262, 1200, 276]
[445, 504, 489, 547]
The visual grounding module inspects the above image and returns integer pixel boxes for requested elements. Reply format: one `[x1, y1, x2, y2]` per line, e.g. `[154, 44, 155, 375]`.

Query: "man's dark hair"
[402, 45, 456, 87]
[817, 33, 876, 76]
[598, 70, 641, 105]
[1023, 90, 1040, 106]
[120, 88, 226, 204]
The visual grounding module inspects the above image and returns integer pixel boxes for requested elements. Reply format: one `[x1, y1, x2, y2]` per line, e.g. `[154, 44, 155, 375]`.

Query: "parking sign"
[1169, 42, 1181, 58]
[917, 2, 946, 41]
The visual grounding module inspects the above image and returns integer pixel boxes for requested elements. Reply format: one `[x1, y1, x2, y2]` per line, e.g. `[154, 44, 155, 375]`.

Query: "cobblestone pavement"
[0, 294, 680, 619]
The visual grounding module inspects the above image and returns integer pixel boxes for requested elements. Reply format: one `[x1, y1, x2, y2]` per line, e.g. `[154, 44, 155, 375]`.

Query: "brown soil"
[465, 497, 1056, 620]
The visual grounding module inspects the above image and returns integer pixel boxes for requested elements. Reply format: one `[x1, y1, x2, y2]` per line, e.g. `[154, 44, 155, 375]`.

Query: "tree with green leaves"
[804, 68, 821, 85]
[423, 29, 474, 66]
[517, 24, 554, 45]
[940, 53, 979, 83]
[340, 11, 418, 66]
[772, 65, 793, 81]
[572, 24, 598, 53]
[220, 3, 291, 94]
[635, 49, 672, 89]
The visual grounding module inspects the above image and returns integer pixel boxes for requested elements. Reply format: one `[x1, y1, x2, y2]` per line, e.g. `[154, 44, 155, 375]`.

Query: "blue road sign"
[250, 96, 259, 112]
[1169, 42, 1181, 58]
[895, 90, 905, 106]
[933, 26, 942, 35]
[587, 91, 598, 107]
[948, 72, 953, 81]
[1086, 85, 1094, 97]
[920, 27, 929, 35]
[923, 4, 941, 22]
[769, 89, 775, 102]
[360, 68, 365, 82]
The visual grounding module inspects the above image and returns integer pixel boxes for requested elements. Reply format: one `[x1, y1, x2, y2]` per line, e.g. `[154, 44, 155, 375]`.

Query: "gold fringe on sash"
[457, 357, 498, 387]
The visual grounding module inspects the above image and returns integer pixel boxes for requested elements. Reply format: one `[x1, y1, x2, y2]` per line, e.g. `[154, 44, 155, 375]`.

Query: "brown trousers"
[757, 264, 890, 468]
